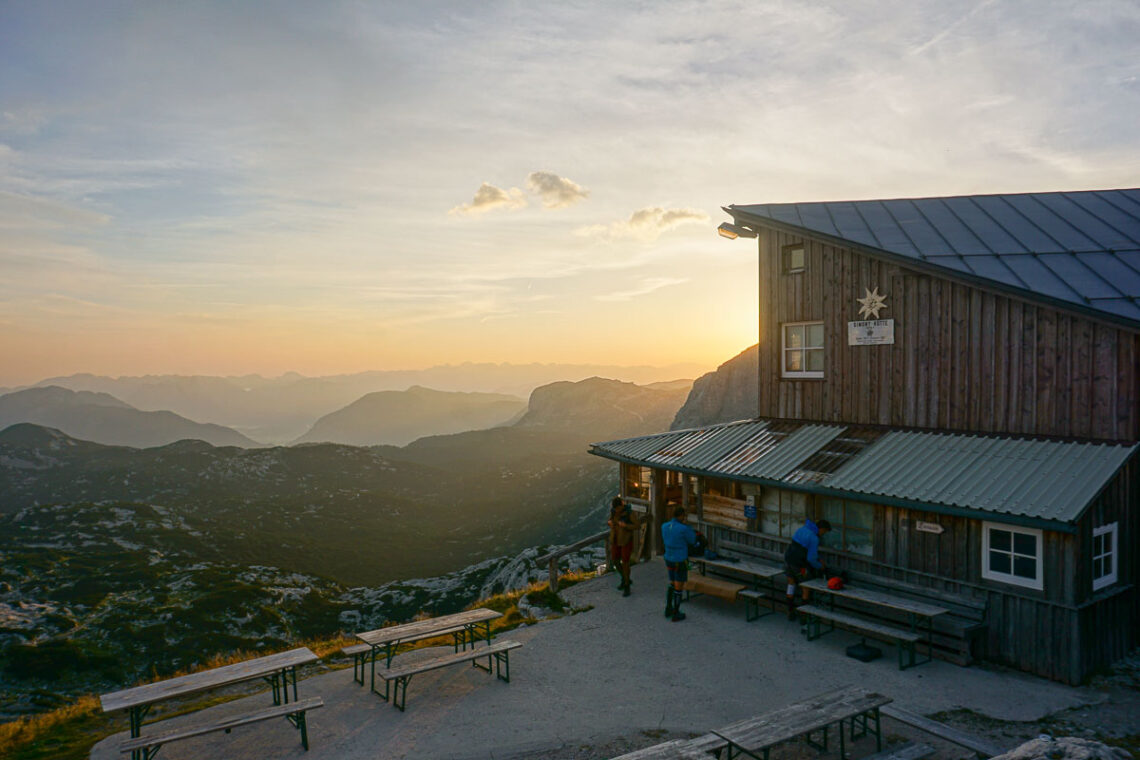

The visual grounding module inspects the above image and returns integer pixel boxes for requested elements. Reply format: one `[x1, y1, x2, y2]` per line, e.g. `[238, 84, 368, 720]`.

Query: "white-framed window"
[981, 522, 1043, 590]
[1092, 522, 1118, 591]
[782, 321, 824, 378]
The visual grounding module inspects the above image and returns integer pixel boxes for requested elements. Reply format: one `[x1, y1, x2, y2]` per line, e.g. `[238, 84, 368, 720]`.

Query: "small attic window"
[783, 244, 806, 274]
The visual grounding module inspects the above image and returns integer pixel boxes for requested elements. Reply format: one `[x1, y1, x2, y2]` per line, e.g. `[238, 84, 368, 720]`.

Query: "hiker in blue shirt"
[661, 506, 699, 622]
[783, 518, 831, 620]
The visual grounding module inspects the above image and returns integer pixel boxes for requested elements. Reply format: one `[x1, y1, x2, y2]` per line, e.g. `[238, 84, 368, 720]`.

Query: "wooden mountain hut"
[590, 188, 1140, 685]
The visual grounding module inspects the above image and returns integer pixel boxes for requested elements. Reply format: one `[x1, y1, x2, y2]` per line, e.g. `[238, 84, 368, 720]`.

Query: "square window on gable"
[782, 244, 806, 274]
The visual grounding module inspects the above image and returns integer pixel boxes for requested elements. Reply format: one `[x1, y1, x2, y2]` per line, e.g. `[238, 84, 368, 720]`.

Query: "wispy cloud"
[578, 206, 709, 242]
[449, 182, 528, 216]
[526, 171, 589, 208]
[595, 277, 687, 302]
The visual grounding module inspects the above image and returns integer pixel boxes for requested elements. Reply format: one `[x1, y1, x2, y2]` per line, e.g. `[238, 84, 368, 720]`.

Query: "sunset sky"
[2, 1, 1139, 387]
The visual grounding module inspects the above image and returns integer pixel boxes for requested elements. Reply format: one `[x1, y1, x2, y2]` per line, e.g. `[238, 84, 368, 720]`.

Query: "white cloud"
[579, 206, 710, 242]
[449, 182, 528, 216]
[595, 277, 687, 302]
[526, 171, 589, 208]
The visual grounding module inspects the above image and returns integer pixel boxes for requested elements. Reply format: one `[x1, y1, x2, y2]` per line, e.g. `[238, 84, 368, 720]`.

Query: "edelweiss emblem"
[856, 287, 887, 319]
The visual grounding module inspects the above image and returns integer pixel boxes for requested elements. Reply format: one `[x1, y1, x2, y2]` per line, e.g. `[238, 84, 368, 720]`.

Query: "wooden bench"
[843, 570, 988, 666]
[860, 741, 935, 760]
[797, 605, 925, 670]
[342, 643, 372, 685]
[356, 608, 501, 698]
[682, 576, 771, 620]
[610, 737, 717, 759]
[344, 624, 470, 687]
[118, 696, 323, 759]
[710, 685, 892, 760]
[378, 639, 523, 711]
[881, 706, 1005, 758]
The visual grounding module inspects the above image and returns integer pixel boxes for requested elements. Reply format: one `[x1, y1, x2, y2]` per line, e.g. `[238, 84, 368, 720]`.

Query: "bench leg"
[494, 649, 511, 682]
[285, 708, 312, 750]
[370, 647, 391, 701]
[391, 675, 413, 711]
[804, 724, 829, 753]
[352, 651, 366, 686]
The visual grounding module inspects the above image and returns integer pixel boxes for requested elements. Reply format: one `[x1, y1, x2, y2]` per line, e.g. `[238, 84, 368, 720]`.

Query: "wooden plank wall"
[756, 228, 1140, 441]
[700, 494, 749, 531]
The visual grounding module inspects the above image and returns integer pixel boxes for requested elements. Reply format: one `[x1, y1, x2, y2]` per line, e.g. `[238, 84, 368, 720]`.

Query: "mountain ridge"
[0, 386, 261, 449]
[293, 385, 527, 446]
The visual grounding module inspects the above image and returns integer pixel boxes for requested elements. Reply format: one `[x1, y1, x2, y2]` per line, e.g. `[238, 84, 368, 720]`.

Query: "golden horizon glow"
[2, 2, 1137, 387]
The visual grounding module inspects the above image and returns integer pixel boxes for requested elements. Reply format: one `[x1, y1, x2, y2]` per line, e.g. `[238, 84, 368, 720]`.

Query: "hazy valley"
[0, 370, 707, 718]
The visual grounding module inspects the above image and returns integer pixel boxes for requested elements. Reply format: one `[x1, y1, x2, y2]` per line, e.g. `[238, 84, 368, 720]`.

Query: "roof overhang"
[591, 418, 1139, 534]
[724, 205, 1140, 334]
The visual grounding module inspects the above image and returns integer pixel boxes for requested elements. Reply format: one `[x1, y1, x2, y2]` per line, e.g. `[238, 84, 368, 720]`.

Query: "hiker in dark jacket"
[783, 518, 831, 620]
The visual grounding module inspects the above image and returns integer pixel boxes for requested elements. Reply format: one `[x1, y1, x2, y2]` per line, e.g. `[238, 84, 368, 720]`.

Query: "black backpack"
[690, 534, 708, 558]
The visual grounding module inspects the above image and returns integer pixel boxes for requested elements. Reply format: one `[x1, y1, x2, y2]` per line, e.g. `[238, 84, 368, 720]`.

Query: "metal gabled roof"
[590, 419, 1138, 528]
[826, 430, 1137, 524]
[728, 189, 1140, 327]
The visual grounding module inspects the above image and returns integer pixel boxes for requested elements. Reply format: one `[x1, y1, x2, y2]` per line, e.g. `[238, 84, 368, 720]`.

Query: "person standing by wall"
[607, 496, 639, 596]
[783, 518, 831, 620]
[661, 505, 698, 622]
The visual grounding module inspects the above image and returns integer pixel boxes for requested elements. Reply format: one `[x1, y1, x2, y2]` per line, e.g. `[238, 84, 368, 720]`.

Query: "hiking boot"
[671, 611, 687, 622]
[622, 586, 631, 597]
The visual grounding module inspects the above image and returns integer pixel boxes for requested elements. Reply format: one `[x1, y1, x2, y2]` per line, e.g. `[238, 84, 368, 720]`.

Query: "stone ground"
[91, 560, 1139, 760]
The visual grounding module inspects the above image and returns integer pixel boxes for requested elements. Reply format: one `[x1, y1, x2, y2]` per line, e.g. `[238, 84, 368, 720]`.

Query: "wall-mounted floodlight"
[717, 222, 757, 240]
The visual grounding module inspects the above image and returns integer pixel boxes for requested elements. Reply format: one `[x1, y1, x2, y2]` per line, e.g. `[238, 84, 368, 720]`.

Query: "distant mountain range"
[0, 386, 259, 448]
[0, 374, 700, 719]
[28, 362, 707, 443]
[0, 377, 692, 584]
[293, 385, 527, 446]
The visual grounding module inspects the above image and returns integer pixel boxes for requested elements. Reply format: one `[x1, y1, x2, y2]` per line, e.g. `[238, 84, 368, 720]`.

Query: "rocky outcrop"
[992, 737, 1132, 760]
[516, 377, 691, 440]
[670, 345, 758, 430]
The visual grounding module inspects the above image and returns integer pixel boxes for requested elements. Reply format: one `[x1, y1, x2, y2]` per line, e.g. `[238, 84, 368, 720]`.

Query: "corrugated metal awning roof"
[590, 419, 1137, 528]
[826, 430, 1137, 524]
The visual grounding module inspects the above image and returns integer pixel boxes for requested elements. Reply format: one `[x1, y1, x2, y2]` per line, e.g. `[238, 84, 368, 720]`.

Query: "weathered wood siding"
[700, 494, 749, 531]
[700, 464, 1137, 685]
[756, 228, 1140, 441]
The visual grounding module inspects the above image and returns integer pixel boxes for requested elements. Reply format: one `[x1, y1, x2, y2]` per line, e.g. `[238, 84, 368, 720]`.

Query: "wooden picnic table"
[801, 579, 948, 667]
[356, 607, 502, 698]
[710, 685, 892, 760]
[100, 646, 318, 760]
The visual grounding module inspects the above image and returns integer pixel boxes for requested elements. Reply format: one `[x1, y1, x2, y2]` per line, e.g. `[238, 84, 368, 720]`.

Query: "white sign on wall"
[916, 521, 944, 534]
[848, 319, 895, 346]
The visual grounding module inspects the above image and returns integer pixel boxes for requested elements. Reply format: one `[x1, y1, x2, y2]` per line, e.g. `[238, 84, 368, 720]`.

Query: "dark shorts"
[666, 560, 689, 583]
[784, 563, 822, 582]
[612, 542, 632, 562]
